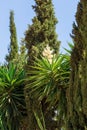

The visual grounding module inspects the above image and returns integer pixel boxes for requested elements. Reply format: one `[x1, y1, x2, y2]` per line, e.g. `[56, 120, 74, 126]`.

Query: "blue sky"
[0, 0, 79, 64]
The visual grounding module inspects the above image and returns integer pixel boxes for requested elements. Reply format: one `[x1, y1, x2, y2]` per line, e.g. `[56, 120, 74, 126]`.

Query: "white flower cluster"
[42, 44, 53, 64]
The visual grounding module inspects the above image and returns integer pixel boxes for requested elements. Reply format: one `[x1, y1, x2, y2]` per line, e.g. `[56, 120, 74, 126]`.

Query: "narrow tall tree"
[12, 41, 27, 71]
[6, 10, 18, 64]
[24, 0, 60, 130]
[67, 1, 87, 130]
[25, 0, 60, 64]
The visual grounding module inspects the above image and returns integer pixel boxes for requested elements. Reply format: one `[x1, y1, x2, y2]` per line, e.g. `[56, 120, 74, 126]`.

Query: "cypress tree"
[67, 1, 87, 130]
[25, 0, 60, 64]
[24, 0, 60, 130]
[12, 41, 27, 71]
[6, 10, 18, 64]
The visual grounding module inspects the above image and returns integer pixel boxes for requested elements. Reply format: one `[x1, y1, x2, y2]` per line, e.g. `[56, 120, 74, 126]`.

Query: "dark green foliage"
[64, 42, 74, 54]
[0, 63, 26, 130]
[6, 10, 18, 64]
[25, 0, 60, 64]
[26, 55, 70, 104]
[12, 41, 27, 71]
[24, 1, 60, 130]
[25, 54, 70, 130]
[67, 1, 87, 130]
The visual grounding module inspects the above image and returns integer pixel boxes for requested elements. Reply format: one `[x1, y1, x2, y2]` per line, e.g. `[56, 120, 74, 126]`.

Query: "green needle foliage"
[0, 63, 26, 130]
[67, 1, 87, 130]
[25, 0, 60, 64]
[11, 41, 27, 71]
[6, 10, 18, 64]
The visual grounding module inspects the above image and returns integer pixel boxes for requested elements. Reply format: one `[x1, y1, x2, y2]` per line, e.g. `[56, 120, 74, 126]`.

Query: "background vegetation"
[0, 0, 87, 130]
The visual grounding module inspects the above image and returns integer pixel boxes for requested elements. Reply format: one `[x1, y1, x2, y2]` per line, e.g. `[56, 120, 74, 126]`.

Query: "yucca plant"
[0, 63, 26, 130]
[26, 54, 70, 104]
[26, 54, 70, 129]
[63, 42, 74, 54]
[0, 115, 4, 130]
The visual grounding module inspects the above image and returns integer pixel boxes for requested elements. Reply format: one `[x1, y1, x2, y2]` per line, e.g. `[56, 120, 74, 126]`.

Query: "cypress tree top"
[67, 1, 87, 130]
[25, 0, 60, 63]
[6, 10, 18, 63]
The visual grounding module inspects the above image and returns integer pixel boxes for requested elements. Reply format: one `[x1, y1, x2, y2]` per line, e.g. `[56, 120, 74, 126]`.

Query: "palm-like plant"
[64, 42, 74, 54]
[26, 54, 70, 122]
[0, 63, 26, 130]
[0, 115, 4, 130]
[26, 54, 70, 102]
